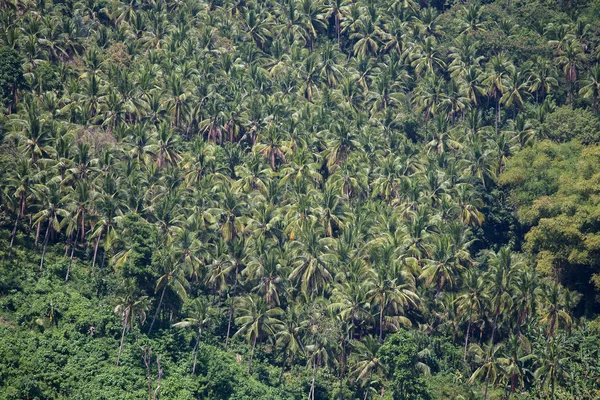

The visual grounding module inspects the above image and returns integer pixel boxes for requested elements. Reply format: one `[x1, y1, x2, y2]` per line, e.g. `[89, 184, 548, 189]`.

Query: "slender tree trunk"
[248, 335, 258, 374]
[117, 309, 129, 366]
[279, 347, 288, 383]
[339, 341, 346, 400]
[336, 13, 340, 49]
[490, 311, 500, 344]
[92, 231, 102, 268]
[40, 222, 51, 270]
[464, 312, 472, 361]
[379, 303, 384, 343]
[192, 323, 203, 374]
[154, 357, 163, 400]
[65, 231, 77, 283]
[8, 211, 20, 260]
[484, 373, 490, 400]
[496, 99, 500, 135]
[309, 362, 318, 400]
[225, 265, 239, 347]
[148, 284, 167, 335]
[35, 221, 41, 250]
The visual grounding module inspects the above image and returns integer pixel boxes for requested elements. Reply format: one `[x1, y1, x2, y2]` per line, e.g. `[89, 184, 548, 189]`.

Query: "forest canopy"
[1, 0, 600, 399]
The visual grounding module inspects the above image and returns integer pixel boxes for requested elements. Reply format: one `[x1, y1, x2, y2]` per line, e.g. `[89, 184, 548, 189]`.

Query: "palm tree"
[276, 307, 305, 380]
[539, 282, 578, 339]
[115, 286, 150, 366]
[420, 235, 469, 298]
[579, 64, 600, 113]
[456, 268, 488, 360]
[147, 249, 191, 335]
[555, 39, 586, 105]
[234, 294, 283, 373]
[486, 247, 519, 344]
[349, 335, 386, 400]
[324, 0, 349, 48]
[172, 297, 212, 374]
[534, 336, 570, 400]
[483, 54, 511, 134]
[368, 262, 418, 343]
[469, 342, 503, 400]
[33, 183, 68, 270]
[330, 280, 371, 340]
[498, 334, 534, 398]
[6, 159, 39, 260]
[500, 69, 529, 119]
[288, 223, 334, 297]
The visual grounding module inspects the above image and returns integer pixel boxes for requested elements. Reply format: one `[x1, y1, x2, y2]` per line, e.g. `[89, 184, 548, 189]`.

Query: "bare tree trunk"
[309, 362, 317, 400]
[248, 335, 258, 374]
[464, 312, 472, 361]
[225, 265, 239, 348]
[154, 357, 163, 400]
[117, 309, 129, 366]
[141, 346, 152, 400]
[148, 284, 167, 335]
[39, 222, 51, 270]
[379, 304, 384, 343]
[279, 347, 288, 383]
[484, 374, 490, 400]
[496, 99, 500, 135]
[8, 211, 20, 260]
[192, 323, 203, 374]
[65, 231, 78, 283]
[92, 231, 102, 268]
[34, 221, 41, 250]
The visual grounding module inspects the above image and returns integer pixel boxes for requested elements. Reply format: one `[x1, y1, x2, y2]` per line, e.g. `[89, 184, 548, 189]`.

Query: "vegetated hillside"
[1, 0, 600, 398]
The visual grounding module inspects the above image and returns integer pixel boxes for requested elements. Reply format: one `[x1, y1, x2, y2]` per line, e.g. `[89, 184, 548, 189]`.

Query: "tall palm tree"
[349, 335, 386, 400]
[172, 297, 212, 374]
[555, 39, 586, 105]
[288, 223, 334, 297]
[6, 159, 39, 260]
[456, 268, 488, 360]
[534, 336, 570, 400]
[147, 249, 191, 335]
[234, 294, 283, 373]
[469, 342, 503, 400]
[115, 286, 150, 367]
[579, 64, 600, 113]
[483, 54, 511, 134]
[33, 183, 68, 270]
[368, 262, 418, 343]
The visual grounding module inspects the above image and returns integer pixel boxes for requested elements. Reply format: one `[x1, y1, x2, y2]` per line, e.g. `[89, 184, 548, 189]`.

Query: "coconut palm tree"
[115, 286, 150, 366]
[579, 64, 600, 113]
[172, 297, 213, 374]
[234, 294, 283, 373]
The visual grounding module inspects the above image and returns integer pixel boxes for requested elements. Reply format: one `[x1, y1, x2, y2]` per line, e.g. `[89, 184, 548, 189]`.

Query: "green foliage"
[501, 140, 600, 313]
[0, 47, 23, 110]
[541, 106, 600, 144]
[378, 331, 432, 400]
[1, 0, 600, 398]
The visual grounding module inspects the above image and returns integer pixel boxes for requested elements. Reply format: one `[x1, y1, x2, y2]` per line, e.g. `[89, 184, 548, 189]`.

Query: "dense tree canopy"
[1, 0, 600, 399]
